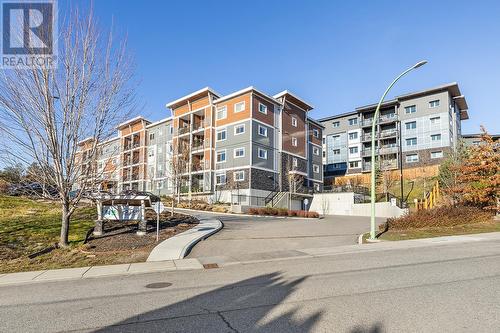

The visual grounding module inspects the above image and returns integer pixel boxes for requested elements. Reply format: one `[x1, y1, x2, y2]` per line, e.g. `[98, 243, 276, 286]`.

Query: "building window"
[291, 116, 298, 127]
[431, 134, 442, 141]
[258, 103, 267, 114]
[313, 128, 319, 138]
[313, 147, 320, 155]
[348, 132, 358, 140]
[431, 151, 444, 159]
[216, 128, 226, 141]
[216, 106, 227, 120]
[149, 133, 155, 141]
[406, 154, 419, 163]
[292, 158, 298, 167]
[258, 148, 268, 159]
[216, 150, 226, 163]
[405, 105, 416, 114]
[322, 151, 326, 158]
[216, 172, 226, 184]
[349, 161, 359, 168]
[332, 121, 340, 128]
[429, 100, 440, 108]
[314, 183, 320, 192]
[313, 164, 320, 173]
[234, 101, 245, 113]
[234, 124, 245, 135]
[405, 121, 417, 130]
[258, 125, 268, 137]
[148, 149, 155, 157]
[234, 147, 245, 158]
[430, 116, 441, 124]
[322, 137, 326, 144]
[348, 118, 358, 126]
[170, 126, 174, 134]
[406, 138, 417, 146]
[291, 137, 298, 146]
[349, 146, 358, 154]
[234, 170, 245, 181]
[333, 149, 340, 155]
[332, 135, 340, 141]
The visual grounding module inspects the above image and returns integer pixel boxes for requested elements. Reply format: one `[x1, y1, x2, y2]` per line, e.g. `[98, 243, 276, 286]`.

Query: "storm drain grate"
[145, 282, 172, 289]
[203, 263, 219, 269]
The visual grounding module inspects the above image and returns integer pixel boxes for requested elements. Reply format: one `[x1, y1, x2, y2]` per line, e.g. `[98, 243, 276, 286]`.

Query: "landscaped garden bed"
[0, 195, 198, 273]
[248, 207, 319, 218]
[374, 205, 499, 241]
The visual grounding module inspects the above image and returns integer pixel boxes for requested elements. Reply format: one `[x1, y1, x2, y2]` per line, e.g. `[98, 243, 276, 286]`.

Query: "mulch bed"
[82, 212, 198, 254]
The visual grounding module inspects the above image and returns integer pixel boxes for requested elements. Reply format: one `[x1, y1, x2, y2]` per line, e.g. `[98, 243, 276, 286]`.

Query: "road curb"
[147, 217, 223, 262]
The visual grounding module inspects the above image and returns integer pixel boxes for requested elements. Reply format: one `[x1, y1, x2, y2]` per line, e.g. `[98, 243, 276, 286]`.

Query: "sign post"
[154, 201, 165, 242]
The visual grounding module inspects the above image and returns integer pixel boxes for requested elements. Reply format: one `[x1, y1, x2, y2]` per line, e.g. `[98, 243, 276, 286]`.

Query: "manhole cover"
[145, 282, 172, 289]
[203, 263, 219, 269]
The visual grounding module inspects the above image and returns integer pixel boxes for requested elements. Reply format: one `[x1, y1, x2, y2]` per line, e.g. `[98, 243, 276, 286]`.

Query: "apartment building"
[319, 83, 469, 183]
[78, 86, 323, 208]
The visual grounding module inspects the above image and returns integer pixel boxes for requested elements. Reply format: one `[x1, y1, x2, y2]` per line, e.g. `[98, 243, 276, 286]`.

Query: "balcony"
[379, 128, 398, 138]
[379, 145, 399, 155]
[361, 114, 398, 127]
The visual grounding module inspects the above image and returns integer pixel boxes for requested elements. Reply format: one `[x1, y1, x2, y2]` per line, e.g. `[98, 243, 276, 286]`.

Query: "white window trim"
[349, 147, 358, 154]
[430, 116, 441, 124]
[258, 147, 268, 159]
[234, 147, 245, 158]
[234, 101, 245, 113]
[348, 118, 358, 126]
[349, 132, 358, 140]
[405, 105, 417, 114]
[332, 121, 340, 128]
[291, 116, 298, 127]
[313, 164, 320, 173]
[291, 137, 298, 147]
[258, 125, 268, 137]
[429, 100, 440, 108]
[406, 138, 417, 146]
[406, 154, 419, 163]
[313, 147, 320, 156]
[216, 128, 227, 142]
[234, 124, 245, 135]
[215, 172, 227, 185]
[258, 103, 267, 115]
[234, 170, 245, 182]
[313, 128, 319, 138]
[216, 150, 227, 163]
[292, 158, 298, 167]
[431, 151, 444, 159]
[431, 134, 442, 141]
[216, 106, 227, 120]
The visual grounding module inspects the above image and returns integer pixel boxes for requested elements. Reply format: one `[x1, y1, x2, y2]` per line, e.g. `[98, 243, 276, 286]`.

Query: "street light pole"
[370, 60, 427, 240]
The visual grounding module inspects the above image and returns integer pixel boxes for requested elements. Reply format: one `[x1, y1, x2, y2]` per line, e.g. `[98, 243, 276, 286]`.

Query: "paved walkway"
[187, 212, 385, 260]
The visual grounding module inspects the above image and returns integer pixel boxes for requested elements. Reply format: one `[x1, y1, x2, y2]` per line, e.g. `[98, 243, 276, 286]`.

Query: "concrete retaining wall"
[309, 192, 407, 218]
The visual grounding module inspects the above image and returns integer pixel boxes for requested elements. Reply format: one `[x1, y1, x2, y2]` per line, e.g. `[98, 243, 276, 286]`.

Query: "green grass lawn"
[362, 220, 500, 243]
[0, 195, 96, 265]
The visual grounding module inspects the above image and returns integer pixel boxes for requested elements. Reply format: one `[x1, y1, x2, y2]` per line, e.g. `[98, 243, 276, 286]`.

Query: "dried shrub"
[248, 208, 259, 215]
[383, 205, 494, 231]
[307, 211, 319, 218]
[212, 206, 227, 213]
[277, 208, 288, 216]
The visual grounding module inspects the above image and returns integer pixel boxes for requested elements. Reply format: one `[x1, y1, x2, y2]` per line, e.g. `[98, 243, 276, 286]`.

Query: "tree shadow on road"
[93, 272, 323, 332]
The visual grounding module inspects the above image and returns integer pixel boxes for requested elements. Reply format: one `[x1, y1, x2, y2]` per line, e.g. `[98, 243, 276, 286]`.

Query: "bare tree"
[0, 7, 137, 247]
[166, 139, 190, 215]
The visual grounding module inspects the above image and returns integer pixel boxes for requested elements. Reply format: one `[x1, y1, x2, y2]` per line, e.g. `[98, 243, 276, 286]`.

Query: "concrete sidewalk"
[147, 218, 222, 261]
[0, 258, 204, 286]
[1, 231, 498, 287]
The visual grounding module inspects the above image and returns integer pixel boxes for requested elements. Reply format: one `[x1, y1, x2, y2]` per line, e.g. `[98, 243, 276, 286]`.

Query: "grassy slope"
[0, 195, 95, 256]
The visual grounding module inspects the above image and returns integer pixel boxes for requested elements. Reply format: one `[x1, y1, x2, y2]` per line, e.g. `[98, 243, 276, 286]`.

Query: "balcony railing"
[380, 129, 398, 138]
[361, 114, 398, 127]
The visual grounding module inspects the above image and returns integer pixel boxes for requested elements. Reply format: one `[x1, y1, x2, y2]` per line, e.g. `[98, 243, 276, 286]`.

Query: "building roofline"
[273, 90, 314, 110]
[117, 116, 151, 129]
[317, 110, 358, 122]
[146, 117, 172, 128]
[213, 86, 281, 105]
[462, 133, 500, 138]
[307, 117, 325, 128]
[165, 87, 221, 109]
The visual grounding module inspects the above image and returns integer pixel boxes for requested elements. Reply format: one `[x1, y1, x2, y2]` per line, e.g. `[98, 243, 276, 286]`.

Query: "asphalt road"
[188, 213, 385, 260]
[1, 235, 499, 332]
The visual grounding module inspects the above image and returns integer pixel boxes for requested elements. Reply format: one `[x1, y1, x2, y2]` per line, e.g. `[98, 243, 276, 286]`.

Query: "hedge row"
[248, 207, 319, 218]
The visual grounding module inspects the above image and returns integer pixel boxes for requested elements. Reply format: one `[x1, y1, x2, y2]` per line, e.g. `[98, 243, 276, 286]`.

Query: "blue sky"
[68, 0, 500, 134]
